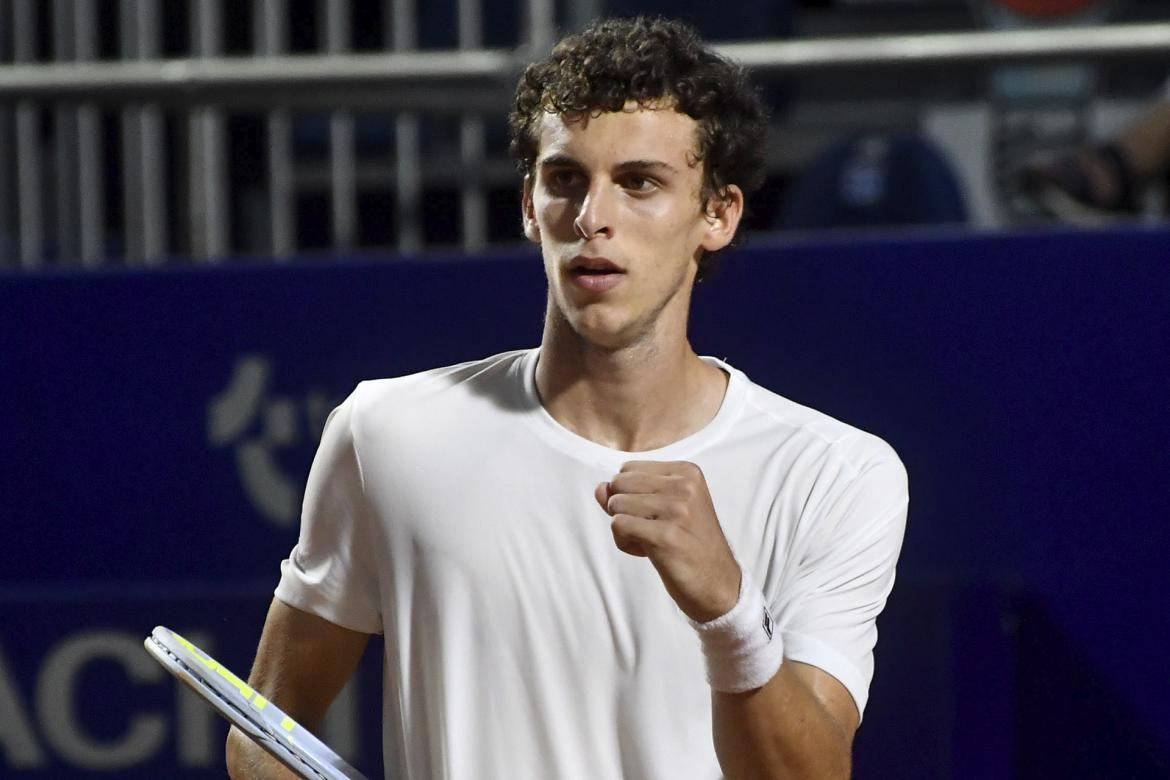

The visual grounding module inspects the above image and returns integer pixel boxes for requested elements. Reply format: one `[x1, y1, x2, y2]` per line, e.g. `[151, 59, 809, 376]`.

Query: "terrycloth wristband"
[690, 564, 784, 693]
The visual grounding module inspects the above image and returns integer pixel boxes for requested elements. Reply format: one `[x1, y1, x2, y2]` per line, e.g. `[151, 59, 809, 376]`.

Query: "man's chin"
[547, 292, 649, 350]
[567, 311, 646, 351]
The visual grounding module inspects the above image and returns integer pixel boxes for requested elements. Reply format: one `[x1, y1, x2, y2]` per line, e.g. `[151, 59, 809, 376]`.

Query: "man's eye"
[624, 175, 654, 192]
[550, 170, 580, 188]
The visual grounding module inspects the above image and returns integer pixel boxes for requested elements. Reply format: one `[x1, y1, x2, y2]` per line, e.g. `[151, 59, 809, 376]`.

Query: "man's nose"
[573, 182, 614, 240]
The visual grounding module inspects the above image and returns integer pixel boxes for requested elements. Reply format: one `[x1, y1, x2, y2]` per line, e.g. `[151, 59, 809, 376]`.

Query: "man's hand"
[595, 460, 741, 622]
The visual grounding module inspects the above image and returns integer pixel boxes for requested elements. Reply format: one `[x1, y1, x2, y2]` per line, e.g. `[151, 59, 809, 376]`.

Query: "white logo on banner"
[207, 355, 337, 527]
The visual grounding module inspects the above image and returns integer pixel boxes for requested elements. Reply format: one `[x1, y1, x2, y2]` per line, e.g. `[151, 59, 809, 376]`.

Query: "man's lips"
[568, 255, 625, 274]
[566, 256, 625, 293]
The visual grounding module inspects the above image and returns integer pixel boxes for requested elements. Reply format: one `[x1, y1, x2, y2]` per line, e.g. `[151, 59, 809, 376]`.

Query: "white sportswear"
[276, 348, 908, 780]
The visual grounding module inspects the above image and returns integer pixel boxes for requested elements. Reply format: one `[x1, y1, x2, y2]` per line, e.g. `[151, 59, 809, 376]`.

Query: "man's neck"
[535, 314, 729, 453]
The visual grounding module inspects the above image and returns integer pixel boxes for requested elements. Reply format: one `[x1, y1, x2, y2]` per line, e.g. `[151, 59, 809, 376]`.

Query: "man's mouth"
[567, 256, 625, 292]
[568, 255, 625, 275]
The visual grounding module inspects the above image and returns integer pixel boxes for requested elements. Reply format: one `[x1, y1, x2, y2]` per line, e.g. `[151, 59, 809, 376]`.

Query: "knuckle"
[658, 523, 681, 549]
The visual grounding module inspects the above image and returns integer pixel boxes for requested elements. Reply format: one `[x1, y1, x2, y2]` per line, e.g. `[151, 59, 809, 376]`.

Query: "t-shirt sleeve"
[274, 392, 383, 634]
[770, 441, 908, 720]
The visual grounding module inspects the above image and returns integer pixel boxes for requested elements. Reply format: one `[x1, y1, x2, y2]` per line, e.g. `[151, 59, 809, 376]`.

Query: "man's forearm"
[226, 726, 302, 780]
[711, 661, 853, 780]
[1119, 100, 1170, 179]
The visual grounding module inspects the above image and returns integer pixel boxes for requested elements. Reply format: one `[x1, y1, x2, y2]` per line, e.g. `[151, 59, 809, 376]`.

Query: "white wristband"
[690, 564, 783, 693]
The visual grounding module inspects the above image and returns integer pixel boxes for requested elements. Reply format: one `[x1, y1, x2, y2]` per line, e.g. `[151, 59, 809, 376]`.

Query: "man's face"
[522, 104, 741, 350]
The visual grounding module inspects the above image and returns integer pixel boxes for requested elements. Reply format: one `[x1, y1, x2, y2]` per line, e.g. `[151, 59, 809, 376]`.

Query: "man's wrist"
[689, 564, 784, 693]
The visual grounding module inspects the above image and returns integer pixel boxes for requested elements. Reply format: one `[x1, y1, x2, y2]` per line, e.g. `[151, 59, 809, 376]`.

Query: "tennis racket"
[144, 625, 368, 780]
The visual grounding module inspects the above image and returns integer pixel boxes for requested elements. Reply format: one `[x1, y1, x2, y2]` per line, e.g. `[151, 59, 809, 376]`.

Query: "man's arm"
[597, 461, 863, 778]
[226, 598, 371, 779]
[1117, 97, 1170, 180]
[713, 661, 858, 779]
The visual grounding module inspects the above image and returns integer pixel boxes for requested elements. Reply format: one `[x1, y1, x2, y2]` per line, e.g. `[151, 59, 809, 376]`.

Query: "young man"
[228, 17, 907, 780]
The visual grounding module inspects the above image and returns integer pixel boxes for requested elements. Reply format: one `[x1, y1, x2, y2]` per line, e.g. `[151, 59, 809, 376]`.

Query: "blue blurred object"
[779, 133, 968, 229]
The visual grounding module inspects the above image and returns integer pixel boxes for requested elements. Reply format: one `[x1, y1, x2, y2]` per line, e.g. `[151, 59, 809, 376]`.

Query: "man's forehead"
[534, 105, 701, 167]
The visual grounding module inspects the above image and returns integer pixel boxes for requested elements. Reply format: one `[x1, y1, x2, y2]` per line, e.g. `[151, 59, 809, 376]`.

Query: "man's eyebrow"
[615, 159, 680, 175]
[536, 155, 681, 175]
[537, 154, 581, 169]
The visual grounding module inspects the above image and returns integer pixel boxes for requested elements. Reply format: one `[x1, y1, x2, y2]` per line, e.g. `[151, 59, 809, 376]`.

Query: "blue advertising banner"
[3, 227, 1169, 776]
[0, 585, 384, 777]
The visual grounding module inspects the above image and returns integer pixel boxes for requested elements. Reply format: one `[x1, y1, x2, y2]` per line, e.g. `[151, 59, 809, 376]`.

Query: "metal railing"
[0, 0, 561, 269]
[2, 10, 1169, 270]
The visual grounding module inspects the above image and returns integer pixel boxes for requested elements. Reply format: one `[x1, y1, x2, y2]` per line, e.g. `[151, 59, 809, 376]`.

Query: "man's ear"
[699, 184, 744, 253]
[522, 174, 541, 244]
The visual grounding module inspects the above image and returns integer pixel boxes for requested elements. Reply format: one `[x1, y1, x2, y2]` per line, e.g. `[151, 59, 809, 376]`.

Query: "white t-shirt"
[275, 348, 908, 780]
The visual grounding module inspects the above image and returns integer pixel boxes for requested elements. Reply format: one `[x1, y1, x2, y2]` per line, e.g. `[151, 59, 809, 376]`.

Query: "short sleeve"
[274, 393, 383, 634]
[771, 442, 908, 720]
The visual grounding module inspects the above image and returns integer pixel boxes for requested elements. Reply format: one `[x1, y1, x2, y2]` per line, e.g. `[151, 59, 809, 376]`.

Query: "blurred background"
[2, 0, 1169, 777]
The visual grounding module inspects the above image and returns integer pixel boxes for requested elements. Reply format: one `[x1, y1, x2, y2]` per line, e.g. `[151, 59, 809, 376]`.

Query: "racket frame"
[144, 625, 367, 780]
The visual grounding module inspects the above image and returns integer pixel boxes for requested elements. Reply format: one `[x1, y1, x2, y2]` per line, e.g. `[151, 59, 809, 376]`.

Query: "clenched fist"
[595, 461, 741, 623]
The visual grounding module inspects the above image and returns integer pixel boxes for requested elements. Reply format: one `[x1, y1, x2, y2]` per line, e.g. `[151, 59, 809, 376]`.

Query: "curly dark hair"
[509, 16, 769, 280]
